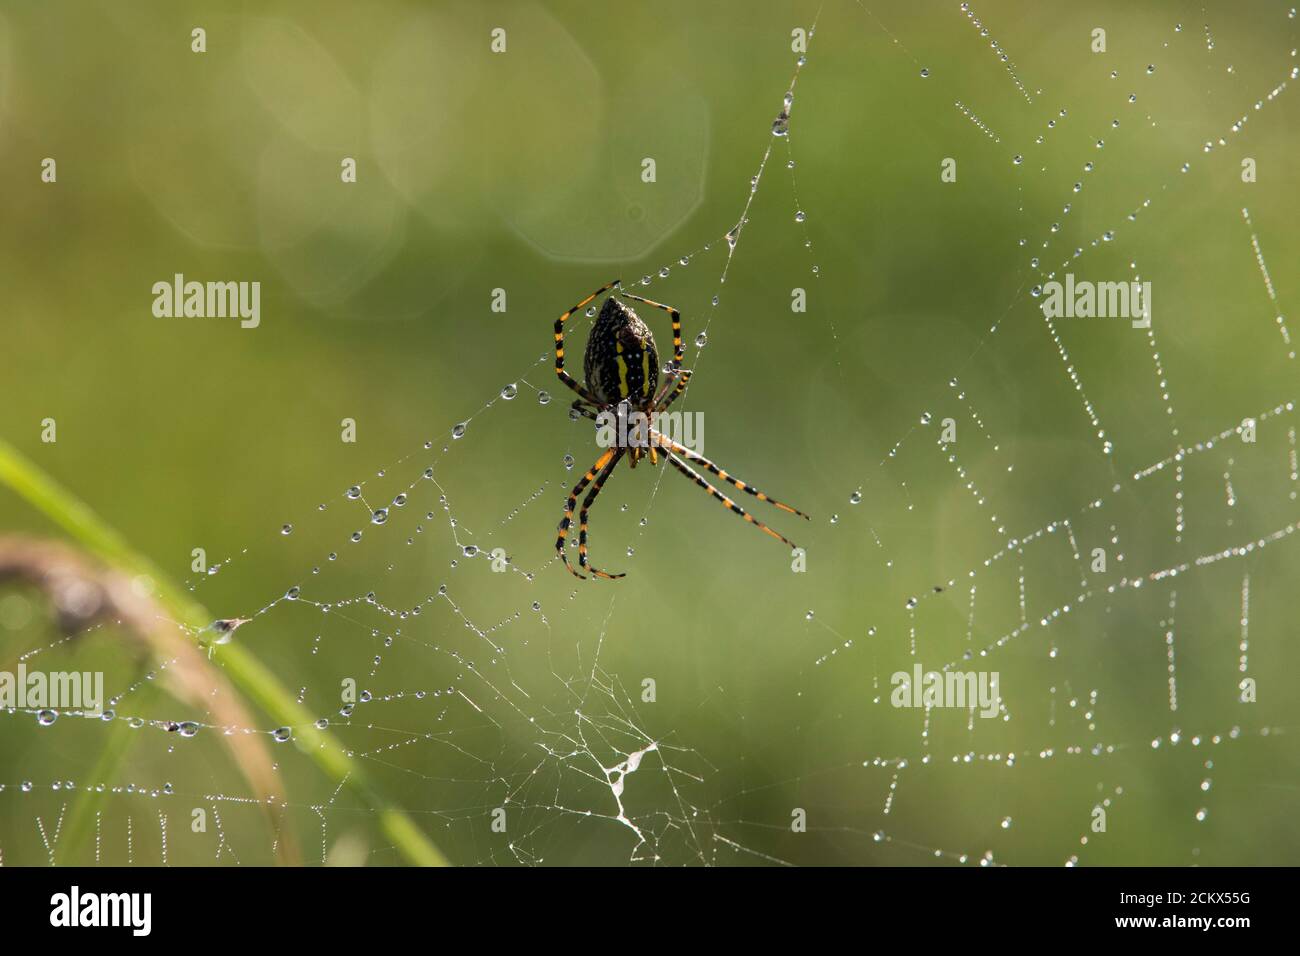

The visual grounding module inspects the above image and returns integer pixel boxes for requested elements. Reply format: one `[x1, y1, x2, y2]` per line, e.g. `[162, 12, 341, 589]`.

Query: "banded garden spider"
[552, 279, 809, 579]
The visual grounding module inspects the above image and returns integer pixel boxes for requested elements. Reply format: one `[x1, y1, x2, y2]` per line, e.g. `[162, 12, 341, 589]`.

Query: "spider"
[552, 279, 809, 579]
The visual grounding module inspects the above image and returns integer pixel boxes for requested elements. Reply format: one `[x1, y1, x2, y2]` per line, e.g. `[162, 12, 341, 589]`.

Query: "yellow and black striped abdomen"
[584, 297, 659, 408]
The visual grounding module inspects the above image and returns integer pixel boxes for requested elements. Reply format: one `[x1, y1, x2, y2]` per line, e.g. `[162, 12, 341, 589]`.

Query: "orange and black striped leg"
[651, 368, 693, 412]
[653, 430, 810, 521]
[618, 291, 683, 371]
[556, 280, 620, 404]
[663, 451, 800, 551]
[578, 448, 627, 580]
[557, 447, 617, 578]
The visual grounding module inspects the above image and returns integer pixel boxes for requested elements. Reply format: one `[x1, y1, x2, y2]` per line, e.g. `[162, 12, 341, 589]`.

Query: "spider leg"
[652, 430, 810, 520]
[618, 291, 683, 371]
[555, 280, 620, 404]
[569, 399, 601, 422]
[578, 448, 627, 580]
[556, 448, 616, 579]
[662, 451, 800, 551]
[651, 368, 693, 412]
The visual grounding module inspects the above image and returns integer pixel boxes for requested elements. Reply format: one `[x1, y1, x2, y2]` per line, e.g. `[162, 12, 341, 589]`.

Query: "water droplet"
[794, 210, 806, 223]
[919, 67, 930, 77]
[177, 721, 200, 738]
[281, 524, 293, 536]
[36, 709, 57, 726]
[695, 332, 708, 348]
[272, 726, 293, 743]
[315, 718, 330, 730]
[538, 391, 552, 406]
[451, 422, 467, 439]
[501, 383, 517, 400]
[850, 490, 863, 504]
[285, 585, 301, 600]
[372, 508, 389, 525]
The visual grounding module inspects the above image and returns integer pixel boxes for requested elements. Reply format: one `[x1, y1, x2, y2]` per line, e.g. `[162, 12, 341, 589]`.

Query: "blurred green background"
[1, 0, 1298, 865]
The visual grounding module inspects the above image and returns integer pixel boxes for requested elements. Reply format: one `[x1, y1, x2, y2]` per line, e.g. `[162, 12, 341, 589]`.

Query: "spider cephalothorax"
[552, 279, 809, 580]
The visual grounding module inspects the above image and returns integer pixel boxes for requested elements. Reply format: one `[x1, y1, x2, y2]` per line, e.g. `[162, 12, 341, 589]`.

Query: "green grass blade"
[0, 436, 449, 867]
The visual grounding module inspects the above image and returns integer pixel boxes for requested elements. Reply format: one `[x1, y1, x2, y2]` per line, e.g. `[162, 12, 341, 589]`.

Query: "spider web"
[2, 1, 1300, 867]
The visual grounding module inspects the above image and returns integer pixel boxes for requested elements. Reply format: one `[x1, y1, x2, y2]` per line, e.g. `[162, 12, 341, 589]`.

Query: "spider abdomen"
[584, 297, 659, 408]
